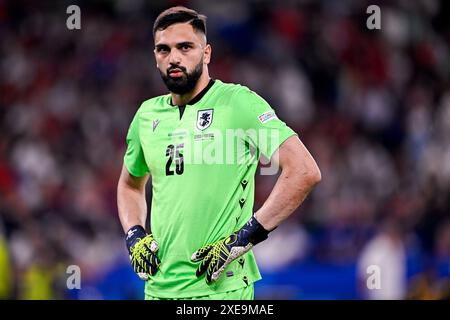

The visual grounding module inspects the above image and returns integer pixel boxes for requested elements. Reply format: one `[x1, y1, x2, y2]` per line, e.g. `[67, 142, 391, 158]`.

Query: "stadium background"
[0, 0, 449, 299]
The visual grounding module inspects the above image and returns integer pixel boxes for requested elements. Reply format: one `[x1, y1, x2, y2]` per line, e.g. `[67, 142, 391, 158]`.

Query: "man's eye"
[181, 45, 191, 51]
[157, 47, 169, 53]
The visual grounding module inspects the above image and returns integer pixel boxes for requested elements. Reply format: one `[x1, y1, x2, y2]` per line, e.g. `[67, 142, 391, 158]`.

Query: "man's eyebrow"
[176, 41, 195, 47]
[155, 41, 196, 48]
[155, 43, 170, 49]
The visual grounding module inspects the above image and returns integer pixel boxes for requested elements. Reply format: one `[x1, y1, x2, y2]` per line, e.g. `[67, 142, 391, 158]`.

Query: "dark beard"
[160, 60, 203, 95]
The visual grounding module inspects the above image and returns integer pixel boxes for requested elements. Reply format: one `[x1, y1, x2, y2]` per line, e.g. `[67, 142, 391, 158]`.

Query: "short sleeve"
[123, 111, 150, 177]
[235, 87, 297, 160]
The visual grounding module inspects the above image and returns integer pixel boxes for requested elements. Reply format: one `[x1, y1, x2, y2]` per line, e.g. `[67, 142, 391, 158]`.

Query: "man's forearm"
[254, 167, 320, 231]
[117, 184, 148, 234]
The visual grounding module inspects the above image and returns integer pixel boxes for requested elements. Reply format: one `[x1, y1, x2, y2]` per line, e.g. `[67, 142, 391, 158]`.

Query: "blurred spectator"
[357, 221, 407, 300]
[0, 224, 12, 299]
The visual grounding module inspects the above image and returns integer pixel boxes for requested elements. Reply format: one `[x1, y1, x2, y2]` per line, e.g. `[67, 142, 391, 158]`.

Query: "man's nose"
[169, 49, 182, 65]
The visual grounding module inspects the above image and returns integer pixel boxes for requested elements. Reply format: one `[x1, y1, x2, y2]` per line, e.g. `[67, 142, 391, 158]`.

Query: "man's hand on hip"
[126, 225, 161, 280]
[191, 216, 271, 283]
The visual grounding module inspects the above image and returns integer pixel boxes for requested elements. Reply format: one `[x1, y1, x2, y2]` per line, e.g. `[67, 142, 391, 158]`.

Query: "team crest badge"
[196, 109, 214, 130]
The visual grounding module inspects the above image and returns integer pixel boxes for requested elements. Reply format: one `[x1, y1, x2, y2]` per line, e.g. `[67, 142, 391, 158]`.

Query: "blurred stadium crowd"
[1, 0, 449, 299]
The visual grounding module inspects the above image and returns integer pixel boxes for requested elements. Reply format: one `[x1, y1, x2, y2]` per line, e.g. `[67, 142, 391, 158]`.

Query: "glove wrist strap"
[240, 216, 272, 245]
[125, 225, 146, 253]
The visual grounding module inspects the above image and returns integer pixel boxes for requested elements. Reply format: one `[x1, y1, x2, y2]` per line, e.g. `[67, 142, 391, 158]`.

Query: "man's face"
[154, 22, 211, 95]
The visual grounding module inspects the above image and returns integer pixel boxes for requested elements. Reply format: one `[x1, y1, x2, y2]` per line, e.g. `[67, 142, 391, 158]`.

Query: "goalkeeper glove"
[191, 216, 271, 283]
[125, 225, 160, 280]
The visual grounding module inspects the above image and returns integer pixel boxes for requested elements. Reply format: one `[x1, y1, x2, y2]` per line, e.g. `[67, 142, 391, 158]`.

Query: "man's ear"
[203, 44, 212, 65]
[153, 48, 159, 69]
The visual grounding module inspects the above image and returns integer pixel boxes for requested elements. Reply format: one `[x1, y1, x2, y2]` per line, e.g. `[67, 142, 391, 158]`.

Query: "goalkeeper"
[117, 6, 321, 300]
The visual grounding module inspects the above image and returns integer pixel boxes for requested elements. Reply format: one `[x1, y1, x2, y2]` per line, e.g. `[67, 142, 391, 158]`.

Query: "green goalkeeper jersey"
[124, 79, 297, 298]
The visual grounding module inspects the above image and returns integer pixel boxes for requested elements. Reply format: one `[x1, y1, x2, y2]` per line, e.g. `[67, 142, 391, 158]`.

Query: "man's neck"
[171, 72, 210, 106]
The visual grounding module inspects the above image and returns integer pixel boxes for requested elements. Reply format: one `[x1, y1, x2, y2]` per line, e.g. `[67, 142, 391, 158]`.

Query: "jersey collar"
[169, 79, 216, 107]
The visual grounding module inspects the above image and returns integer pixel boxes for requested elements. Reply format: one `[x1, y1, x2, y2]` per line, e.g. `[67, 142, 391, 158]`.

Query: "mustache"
[167, 65, 187, 74]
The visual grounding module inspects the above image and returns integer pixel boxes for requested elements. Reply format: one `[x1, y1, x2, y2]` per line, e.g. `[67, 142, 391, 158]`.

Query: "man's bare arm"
[255, 135, 321, 231]
[117, 164, 150, 233]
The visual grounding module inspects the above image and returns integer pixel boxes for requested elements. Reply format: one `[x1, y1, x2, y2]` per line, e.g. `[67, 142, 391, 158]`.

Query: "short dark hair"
[153, 6, 207, 38]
